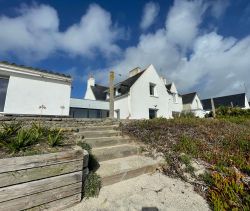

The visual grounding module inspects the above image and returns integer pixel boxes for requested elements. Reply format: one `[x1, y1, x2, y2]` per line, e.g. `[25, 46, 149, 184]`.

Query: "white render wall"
[129, 65, 172, 119]
[188, 94, 205, 118]
[245, 96, 250, 109]
[0, 65, 71, 116]
[114, 95, 130, 119]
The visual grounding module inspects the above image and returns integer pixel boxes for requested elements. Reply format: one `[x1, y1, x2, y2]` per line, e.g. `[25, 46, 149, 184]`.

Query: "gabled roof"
[182, 92, 197, 104]
[90, 69, 145, 100]
[91, 84, 108, 101]
[115, 70, 145, 88]
[165, 83, 172, 91]
[201, 93, 246, 110]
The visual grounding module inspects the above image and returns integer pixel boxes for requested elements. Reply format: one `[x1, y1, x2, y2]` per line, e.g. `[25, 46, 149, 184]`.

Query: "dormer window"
[149, 83, 156, 96]
[106, 93, 110, 100]
[115, 88, 121, 96]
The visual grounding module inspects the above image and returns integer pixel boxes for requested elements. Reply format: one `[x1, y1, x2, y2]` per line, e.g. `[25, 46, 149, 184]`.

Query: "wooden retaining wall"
[0, 146, 88, 211]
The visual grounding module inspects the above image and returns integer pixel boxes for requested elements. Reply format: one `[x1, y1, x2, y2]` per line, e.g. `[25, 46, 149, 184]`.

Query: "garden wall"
[0, 146, 88, 211]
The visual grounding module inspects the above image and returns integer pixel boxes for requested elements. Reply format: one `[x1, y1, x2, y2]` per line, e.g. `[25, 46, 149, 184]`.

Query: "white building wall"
[114, 95, 130, 119]
[129, 65, 172, 119]
[3, 75, 71, 116]
[0, 63, 72, 116]
[84, 77, 96, 100]
[245, 96, 250, 109]
[190, 95, 205, 118]
[170, 94, 183, 113]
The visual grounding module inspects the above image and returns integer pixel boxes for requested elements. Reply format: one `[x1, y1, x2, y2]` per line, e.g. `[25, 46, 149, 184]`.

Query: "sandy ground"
[66, 173, 210, 211]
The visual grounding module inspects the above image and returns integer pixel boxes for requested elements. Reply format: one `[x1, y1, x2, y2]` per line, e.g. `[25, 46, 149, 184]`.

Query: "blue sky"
[0, 0, 250, 99]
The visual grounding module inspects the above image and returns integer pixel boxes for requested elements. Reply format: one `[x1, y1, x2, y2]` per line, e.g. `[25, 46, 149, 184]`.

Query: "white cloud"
[166, 0, 207, 50]
[94, 0, 250, 99]
[0, 3, 123, 61]
[59, 4, 122, 58]
[140, 2, 160, 30]
[0, 4, 58, 61]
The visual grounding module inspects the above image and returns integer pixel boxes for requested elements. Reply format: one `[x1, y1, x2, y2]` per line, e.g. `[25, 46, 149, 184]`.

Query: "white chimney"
[84, 75, 96, 100]
[160, 76, 167, 85]
[87, 75, 95, 87]
[129, 67, 141, 77]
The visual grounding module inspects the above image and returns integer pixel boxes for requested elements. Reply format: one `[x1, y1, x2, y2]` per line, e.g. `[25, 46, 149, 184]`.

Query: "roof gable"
[182, 92, 197, 104]
[90, 84, 108, 101]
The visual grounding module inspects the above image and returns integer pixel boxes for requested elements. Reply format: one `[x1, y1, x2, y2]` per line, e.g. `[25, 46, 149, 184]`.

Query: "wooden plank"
[0, 160, 84, 188]
[0, 146, 88, 173]
[0, 168, 88, 203]
[0, 182, 82, 211]
[27, 193, 81, 211]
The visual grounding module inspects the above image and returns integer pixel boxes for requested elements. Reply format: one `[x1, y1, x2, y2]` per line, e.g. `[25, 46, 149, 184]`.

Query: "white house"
[83, 64, 183, 119]
[0, 61, 72, 116]
[181, 92, 205, 117]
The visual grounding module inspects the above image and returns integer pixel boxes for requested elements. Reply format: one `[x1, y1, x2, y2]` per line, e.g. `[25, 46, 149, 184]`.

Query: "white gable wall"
[189, 94, 205, 118]
[1, 65, 71, 116]
[170, 94, 183, 113]
[245, 96, 250, 109]
[84, 78, 96, 100]
[129, 65, 172, 119]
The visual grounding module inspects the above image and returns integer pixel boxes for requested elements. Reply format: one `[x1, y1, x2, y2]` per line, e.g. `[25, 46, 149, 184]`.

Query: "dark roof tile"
[91, 84, 108, 101]
[182, 92, 197, 104]
[201, 93, 246, 110]
[165, 83, 172, 90]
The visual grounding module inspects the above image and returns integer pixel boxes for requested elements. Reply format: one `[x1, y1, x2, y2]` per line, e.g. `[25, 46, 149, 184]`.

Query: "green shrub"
[48, 129, 63, 147]
[30, 123, 49, 141]
[84, 172, 102, 198]
[179, 112, 196, 118]
[216, 106, 250, 118]
[208, 169, 250, 210]
[77, 141, 92, 153]
[174, 135, 199, 157]
[0, 121, 22, 141]
[6, 129, 35, 153]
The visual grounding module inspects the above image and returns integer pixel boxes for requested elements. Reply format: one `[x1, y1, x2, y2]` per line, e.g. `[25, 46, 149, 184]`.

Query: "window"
[0, 76, 9, 112]
[149, 109, 157, 119]
[149, 83, 156, 96]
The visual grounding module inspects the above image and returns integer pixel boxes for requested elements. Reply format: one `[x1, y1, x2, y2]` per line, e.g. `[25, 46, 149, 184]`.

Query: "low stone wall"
[0, 146, 88, 211]
[0, 116, 120, 129]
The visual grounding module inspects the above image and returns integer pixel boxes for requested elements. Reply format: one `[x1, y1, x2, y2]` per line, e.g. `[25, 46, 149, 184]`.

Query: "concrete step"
[92, 144, 139, 162]
[78, 125, 119, 132]
[84, 137, 131, 148]
[62, 125, 120, 132]
[76, 130, 121, 139]
[96, 155, 161, 186]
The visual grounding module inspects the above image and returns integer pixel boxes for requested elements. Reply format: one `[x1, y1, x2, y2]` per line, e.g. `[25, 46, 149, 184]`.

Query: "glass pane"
[0, 77, 9, 112]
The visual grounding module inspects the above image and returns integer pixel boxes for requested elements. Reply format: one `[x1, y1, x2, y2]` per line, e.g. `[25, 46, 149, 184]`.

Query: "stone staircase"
[74, 122, 162, 186]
